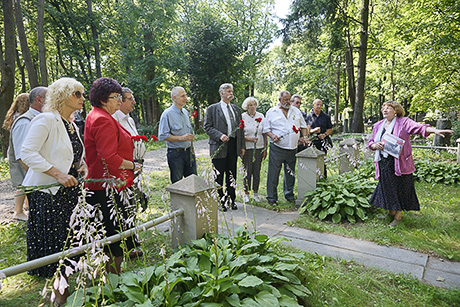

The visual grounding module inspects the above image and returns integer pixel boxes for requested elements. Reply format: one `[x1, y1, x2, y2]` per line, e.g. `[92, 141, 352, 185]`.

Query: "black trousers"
[212, 137, 238, 207]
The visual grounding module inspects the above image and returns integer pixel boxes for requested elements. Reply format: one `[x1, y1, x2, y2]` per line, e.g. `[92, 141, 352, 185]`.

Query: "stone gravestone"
[339, 138, 359, 174]
[434, 119, 452, 146]
[166, 174, 218, 249]
[296, 147, 325, 206]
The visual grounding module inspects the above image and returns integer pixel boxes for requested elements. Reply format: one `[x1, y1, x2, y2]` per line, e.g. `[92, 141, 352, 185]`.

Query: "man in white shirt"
[263, 91, 308, 206]
[9, 86, 47, 220]
[113, 87, 146, 163]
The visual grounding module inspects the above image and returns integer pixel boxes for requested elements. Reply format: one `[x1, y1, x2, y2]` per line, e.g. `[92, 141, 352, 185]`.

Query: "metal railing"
[0, 208, 184, 279]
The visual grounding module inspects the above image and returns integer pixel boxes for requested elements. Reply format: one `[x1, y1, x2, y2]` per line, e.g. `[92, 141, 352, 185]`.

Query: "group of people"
[4, 76, 454, 304]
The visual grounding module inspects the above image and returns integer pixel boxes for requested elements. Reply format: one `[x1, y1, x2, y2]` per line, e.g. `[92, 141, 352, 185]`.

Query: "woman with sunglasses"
[21, 77, 87, 304]
[84, 77, 141, 276]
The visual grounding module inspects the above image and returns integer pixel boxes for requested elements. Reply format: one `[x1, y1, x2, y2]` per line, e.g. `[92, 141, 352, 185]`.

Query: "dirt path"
[0, 139, 210, 224]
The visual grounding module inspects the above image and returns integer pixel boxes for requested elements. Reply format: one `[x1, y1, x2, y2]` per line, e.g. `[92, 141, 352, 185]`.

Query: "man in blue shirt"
[158, 87, 197, 183]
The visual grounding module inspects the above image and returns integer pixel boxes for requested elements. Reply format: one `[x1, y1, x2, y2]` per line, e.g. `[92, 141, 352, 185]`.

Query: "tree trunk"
[0, 0, 17, 157]
[14, 0, 39, 88]
[351, 0, 369, 133]
[16, 50, 26, 93]
[86, 0, 101, 78]
[345, 29, 356, 112]
[37, 0, 48, 86]
[334, 56, 341, 124]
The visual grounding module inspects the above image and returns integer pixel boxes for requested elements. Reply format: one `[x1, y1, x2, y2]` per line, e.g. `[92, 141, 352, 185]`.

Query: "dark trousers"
[266, 144, 297, 202]
[167, 147, 197, 183]
[242, 148, 263, 192]
[212, 137, 237, 207]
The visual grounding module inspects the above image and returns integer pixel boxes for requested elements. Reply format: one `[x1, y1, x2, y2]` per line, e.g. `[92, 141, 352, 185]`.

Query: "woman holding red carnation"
[241, 97, 267, 202]
[84, 77, 141, 274]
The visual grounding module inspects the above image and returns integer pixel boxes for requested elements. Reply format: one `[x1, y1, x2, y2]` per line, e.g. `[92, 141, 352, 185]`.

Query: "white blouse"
[242, 111, 265, 149]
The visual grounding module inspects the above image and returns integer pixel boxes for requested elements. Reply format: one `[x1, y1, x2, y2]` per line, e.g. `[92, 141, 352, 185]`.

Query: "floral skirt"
[370, 156, 420, 211]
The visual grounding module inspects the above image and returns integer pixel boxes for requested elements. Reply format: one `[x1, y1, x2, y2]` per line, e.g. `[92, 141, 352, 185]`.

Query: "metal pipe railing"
[0, 208, 184, 278]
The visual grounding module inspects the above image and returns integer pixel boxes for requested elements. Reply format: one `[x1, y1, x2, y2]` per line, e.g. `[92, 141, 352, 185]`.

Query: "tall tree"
[0, 0, 17, 156]
[351, 0, 369, 132]
[14, 0, 39, 88]
[86, 0, 101, 78]
[37, 0, 48, 86]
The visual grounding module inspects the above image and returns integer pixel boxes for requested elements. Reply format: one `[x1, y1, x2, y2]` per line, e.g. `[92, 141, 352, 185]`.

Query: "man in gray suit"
[204, 83, 245, 211]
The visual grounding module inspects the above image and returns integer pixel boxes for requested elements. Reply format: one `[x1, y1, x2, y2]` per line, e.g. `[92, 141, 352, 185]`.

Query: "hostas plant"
[68, 227, 310, 306]
[413, 160, 460, 185]
[299, 173, 376, 224]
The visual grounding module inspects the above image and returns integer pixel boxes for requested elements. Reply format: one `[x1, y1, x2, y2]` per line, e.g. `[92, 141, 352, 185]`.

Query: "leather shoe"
[268, 200, 277, 206]
[129, 249, 143, 259]
[220, 205, 228, 212]
[231, 203, 238, 210]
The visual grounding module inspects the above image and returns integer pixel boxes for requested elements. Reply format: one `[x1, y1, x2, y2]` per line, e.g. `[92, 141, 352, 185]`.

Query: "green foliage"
[299, 173, 376, 224]
[75, 229, 310, 306]
[413, 160, 460, 185]
[0, 158, 10, 180]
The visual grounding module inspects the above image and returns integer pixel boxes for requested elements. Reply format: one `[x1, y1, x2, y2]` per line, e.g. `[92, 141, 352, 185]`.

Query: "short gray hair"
[291, 94, 302, 102]
[121, 87, 133, 101]
[219, 83, 233, 94]
[171, 86, 185, 100]
[29, 86, 47, 104]
[279, 91, 290, 99]
[242, 97, 258, 110]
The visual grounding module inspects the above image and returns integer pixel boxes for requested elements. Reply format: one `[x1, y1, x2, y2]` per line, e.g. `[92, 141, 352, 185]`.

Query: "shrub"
[70, 228, 310, 306]
[299, 173, 376, 224]
[414, 160, 460, 185]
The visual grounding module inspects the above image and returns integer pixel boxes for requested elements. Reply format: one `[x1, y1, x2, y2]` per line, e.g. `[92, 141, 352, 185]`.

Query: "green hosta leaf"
[255, 291, 279, 305]
[328, 205, 339, 214]
[344, 206, 354, 216]
[308, 198, 321, 211]
[121, 272, 141, 287]
[241, 298, 262, 307]
[345, 199, 356, 207]
[137, 299, 154, 307]
[238, 275, 264, 287]
[332, 212, 342, 223]
[226, 293, 242, 306]
[318, 209, 329, 220]
[279, 294, 303, 307]
[355, 207, 366, 221]
[281, 283, 310, 297]
[347, 214, 356, 224]
[120, 285, 146, 303]
[273, 262, 298, 271]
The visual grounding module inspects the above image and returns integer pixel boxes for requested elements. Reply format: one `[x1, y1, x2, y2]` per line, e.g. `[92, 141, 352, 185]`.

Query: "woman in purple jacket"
[368, 101, 453, 227]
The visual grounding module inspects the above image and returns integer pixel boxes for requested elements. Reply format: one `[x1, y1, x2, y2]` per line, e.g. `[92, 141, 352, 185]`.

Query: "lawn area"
[1, 145, 460, 306]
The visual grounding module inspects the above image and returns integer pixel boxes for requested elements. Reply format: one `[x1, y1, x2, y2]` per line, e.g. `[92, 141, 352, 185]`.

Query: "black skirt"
[370, 155, 420, 211]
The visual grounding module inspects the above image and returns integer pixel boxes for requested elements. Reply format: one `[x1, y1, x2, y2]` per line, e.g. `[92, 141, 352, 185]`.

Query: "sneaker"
[231, 203, 238, 210]
[243, 194, 250, 203]
[253, 193, 260, 202]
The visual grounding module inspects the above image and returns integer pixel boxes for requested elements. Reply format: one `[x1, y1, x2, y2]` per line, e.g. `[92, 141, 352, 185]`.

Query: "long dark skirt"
[370, 155, 420, 211]
[27, 186, 80, 278]
[86, 189, 137, 257]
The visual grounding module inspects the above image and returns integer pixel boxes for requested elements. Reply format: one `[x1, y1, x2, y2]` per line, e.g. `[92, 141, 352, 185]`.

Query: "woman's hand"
[77, 163, 88, 179]
[371, 141, 385, 151]
[45, 166, 78, 187]
[435, 129, 454, 137]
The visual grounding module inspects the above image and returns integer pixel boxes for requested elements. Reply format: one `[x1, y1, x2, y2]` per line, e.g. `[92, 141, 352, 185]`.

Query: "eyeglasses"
[74, 91, 85, 98]
[108, 95, 122, 100]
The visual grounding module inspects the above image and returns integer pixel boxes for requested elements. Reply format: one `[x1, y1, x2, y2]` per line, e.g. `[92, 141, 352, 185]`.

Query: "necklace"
[61, 116, 75, 134]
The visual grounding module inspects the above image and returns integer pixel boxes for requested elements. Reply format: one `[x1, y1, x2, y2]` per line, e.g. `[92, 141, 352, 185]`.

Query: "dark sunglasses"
[74, 91, 85, 98]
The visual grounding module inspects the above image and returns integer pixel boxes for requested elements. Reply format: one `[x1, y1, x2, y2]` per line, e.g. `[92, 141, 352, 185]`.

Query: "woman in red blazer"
[85, 77, 142, 274]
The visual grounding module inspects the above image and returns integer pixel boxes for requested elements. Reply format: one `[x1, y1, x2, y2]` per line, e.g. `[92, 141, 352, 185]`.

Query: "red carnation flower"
[140, 135, 148, 141]
[192, 110, 198, 118]
[131, 135, 141, 141]
[292, 125, 300, 134]
[255, 117, 262, 123]
[239, 120, 245, 129]
[151, 135, 158, 141]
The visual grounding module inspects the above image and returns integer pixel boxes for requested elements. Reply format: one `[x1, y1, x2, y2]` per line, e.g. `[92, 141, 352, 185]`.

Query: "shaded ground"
[0, 139, 210, 224]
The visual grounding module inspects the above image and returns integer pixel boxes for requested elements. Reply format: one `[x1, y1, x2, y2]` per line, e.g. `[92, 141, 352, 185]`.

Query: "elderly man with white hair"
[263, 91, 308, 206]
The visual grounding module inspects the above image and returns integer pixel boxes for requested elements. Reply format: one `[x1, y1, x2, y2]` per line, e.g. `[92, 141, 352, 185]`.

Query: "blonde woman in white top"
[241, 97, 267, 202]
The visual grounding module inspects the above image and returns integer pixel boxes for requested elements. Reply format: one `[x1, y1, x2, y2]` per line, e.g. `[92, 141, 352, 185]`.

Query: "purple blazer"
[368, 117, 430, 179]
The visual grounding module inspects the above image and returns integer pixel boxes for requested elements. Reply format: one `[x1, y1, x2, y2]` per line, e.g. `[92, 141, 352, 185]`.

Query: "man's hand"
[182, 133, 194, 142]
[240, 148, 245, 158]
[220, 134, 229, 142]
[310, 127, 320, 134]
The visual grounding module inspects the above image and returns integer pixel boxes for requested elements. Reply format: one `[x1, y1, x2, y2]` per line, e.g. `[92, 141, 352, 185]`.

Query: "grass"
[1, 140, 460, 305]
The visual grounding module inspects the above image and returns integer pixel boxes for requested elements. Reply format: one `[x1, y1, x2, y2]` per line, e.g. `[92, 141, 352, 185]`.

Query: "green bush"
[414, 160, 460, 185]
[72, 228, 310, 306]
[299, 173, 376, 224]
